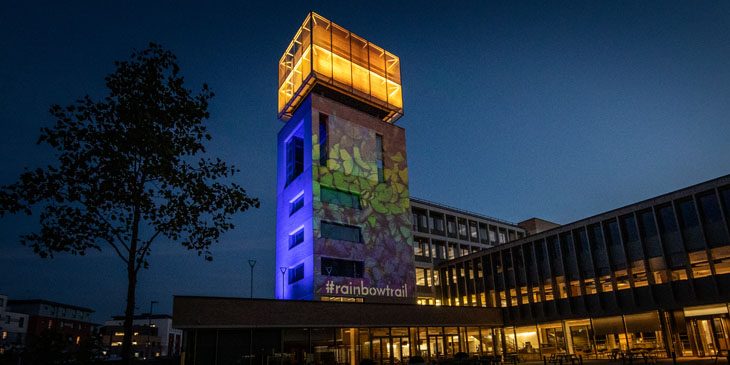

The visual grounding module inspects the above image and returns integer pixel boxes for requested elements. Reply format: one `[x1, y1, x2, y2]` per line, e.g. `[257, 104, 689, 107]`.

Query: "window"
[458, 219, 467, 237]
[321, 221, 362, 243]
[319, 113, 328, 166]
[376, 134, 384, 183]
[433, 240, 446, 259]
[289, 228, 304, 249]
[286, 136, 304, 185]
[489, 227, 497, 243]
[498, 228, 507, 244]
[18, 317, 24, 328]
[638, 210, 662, 258]
[470, 222, 478, 239]
[677, 199, 704, 251]
[621, 214, 643, 260]
[321, 257, 363, 278]
[321, 186, 361, 209]
[698, 192, 727, 248]
[432, 215, 445, 232]
[416, 268, 432, 286]
[414, 237, 430, 257]
[447, 218, 456, 235]
[289, 192, 304, 215]
[689, 251, 711, 278]
[657, 204, 685, 268]
[448, 243, 457, 259]
[288, 264, 304, 284]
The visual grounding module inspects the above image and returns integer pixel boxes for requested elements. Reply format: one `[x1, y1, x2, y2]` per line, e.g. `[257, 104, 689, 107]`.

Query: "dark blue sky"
[1, 1, 729, 322]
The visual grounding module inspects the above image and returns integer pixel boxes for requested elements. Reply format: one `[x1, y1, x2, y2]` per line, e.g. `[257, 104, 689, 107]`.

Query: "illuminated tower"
[275, 12, 414, 303]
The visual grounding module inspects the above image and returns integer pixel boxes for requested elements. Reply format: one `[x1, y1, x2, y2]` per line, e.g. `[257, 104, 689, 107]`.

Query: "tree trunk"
[122, 202, 141, 364]
[121, 255, 137, 364]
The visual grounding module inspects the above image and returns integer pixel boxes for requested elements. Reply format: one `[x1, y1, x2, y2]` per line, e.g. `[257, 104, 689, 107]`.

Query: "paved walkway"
[518, 357, 729, 364]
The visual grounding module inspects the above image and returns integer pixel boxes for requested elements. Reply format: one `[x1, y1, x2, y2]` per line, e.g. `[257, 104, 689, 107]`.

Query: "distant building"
[410, 198, 527, 305]
[7, 299, 96, 346]
[101, 314, 182, 359]
[518, 217, 561, 235]
[0, 294, 28, 352]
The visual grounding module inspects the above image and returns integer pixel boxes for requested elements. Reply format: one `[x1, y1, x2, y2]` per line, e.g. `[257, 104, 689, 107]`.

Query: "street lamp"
[248, 259, 257, 299]
[279, 267, 287, 300]
[147, 300, 158, 359]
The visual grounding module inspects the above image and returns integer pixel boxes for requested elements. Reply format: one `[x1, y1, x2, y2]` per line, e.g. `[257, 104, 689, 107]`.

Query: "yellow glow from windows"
[114, 332, 124, 336]
[278, 12, 403, 122]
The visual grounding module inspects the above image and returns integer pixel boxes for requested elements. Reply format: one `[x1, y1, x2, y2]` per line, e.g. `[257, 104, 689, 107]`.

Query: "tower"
[275, 12, 414, 303]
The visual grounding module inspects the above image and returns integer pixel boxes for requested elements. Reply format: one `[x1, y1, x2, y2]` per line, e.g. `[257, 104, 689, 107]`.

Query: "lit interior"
[278, 12, 403, 122]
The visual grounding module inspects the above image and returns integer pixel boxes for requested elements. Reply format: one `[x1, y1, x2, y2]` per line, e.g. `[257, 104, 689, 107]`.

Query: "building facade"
[7, 299, 96, 347]
[173, 296, 503, 365]
[410, 198, 526, 305]
[438, 175, 730, 360]
[171, 11, 730, 365]
[275, 12, 414, 303]
[0, 294, 28, 353]
[101, 314, 182, 359]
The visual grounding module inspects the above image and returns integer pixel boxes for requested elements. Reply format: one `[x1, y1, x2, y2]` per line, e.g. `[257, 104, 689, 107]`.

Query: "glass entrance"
[689, 316, 730, 357]
[391, 336, 409, 364]
[428, 335, 444, 362]
[372, 337, 391, 365]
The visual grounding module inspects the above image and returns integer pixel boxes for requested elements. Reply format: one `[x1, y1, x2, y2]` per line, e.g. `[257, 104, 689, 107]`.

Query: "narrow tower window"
[319, 113, 329, 166]
[289, 228, 304, 249]
[288, 264, 304, 284]
[286, 136, 303, 185]
[376, 134, 384, 183]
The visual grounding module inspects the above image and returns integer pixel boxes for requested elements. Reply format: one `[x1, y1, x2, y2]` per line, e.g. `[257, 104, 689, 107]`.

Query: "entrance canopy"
[173, 296, 503, 329]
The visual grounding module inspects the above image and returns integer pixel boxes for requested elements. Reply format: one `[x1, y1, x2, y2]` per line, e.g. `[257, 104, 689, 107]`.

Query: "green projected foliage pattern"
[311, 111, 413, 297]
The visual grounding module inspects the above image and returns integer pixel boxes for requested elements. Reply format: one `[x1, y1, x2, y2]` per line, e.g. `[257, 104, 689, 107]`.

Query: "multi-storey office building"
[438, 175, 730, 360]
[410, 198, 526, 305]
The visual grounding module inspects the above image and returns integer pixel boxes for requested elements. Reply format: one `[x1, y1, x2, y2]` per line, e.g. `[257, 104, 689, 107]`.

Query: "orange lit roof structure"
[278, 12, 403, 123]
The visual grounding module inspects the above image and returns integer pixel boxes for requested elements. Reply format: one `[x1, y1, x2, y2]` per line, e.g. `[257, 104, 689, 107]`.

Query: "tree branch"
[103, 236, 129, 265]
[94, 211, 130, 252]
[134, 230, 161, 274]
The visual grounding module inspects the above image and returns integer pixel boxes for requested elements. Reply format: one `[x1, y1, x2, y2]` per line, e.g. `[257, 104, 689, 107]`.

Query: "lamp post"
[147, 300, 158, 359]
[248, 260, 257, 298]
[279, 267, 287, 300]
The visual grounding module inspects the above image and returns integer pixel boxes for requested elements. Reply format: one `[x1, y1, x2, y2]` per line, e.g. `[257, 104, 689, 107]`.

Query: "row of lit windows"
[412, 207, 524, 245]
[441, 186, 730, 308]
[414, 237, 486, 260]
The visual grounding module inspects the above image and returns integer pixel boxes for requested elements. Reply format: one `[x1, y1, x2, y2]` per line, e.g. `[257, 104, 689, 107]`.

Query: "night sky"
[1, 1, 729, 323]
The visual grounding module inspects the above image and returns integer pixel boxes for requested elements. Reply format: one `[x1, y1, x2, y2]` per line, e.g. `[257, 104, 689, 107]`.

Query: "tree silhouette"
[0, 43, 259, 363]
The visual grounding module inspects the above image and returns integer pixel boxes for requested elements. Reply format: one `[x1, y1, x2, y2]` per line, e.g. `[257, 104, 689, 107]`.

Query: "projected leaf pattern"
[312, 115, 414, 297]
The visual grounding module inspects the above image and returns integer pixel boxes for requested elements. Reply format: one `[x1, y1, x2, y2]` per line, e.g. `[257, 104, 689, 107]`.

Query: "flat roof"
[8, 299, 94, 313]
[173, 296, 503, 329]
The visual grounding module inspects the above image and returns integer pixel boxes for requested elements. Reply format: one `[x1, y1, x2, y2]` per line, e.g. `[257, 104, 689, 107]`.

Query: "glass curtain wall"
[278, 13, 403, 121]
